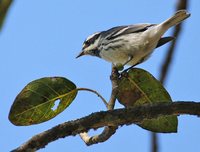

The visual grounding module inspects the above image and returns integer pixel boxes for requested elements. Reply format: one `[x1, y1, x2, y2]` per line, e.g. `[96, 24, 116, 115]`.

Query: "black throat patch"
[90, 49, 101, 58]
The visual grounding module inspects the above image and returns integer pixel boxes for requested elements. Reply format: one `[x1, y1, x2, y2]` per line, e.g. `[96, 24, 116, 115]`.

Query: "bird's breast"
[99, 31, 160, 65]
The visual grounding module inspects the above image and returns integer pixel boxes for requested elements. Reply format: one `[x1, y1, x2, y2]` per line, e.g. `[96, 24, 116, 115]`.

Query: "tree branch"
[12, 101, 200, 152]
[79, 64, 119, 145]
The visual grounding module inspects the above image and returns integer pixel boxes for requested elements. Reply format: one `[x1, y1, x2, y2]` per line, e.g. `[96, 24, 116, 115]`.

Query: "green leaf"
[9, 77, 77, 126]
[0, 0, 13, 31]
[117, 68, 178, 133]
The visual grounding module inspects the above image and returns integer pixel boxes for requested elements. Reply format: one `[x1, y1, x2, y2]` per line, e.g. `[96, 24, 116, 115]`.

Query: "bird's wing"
[105, 24, 155, 40]
[101, 26, 127, 40]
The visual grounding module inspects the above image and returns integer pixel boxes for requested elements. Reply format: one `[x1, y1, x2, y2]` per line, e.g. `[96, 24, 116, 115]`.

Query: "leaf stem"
[77, 88, 108, 107]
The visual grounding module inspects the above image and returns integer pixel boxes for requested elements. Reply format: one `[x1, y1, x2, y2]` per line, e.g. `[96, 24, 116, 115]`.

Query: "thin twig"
[77, 88, 108, 107]
[79, 64, 119, 145]
[159, 0, 188, 85]
[12, 101, 200, 152]
[0, 0, 13, 31]
[152, 1, 189, 152]
[151, 133, 158, 152]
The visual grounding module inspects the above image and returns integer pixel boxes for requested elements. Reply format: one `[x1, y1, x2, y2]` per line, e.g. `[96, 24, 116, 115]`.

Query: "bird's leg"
[118, 55, 135, 77]
[122, 65, 135, 73]
[123, 55, 133, 66]
[115, 55, 133, 71]
[122, 53, 151, 73]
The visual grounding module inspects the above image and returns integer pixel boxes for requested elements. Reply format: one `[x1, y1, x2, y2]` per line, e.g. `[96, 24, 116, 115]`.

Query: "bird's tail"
[161, 10, 190, 29]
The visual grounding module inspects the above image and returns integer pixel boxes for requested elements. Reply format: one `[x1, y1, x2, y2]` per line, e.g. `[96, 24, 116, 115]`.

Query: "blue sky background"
[1, 1, 200, 151]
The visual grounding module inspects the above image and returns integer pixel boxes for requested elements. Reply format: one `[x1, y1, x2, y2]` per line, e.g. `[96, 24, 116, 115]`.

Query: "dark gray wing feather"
[103, 26, 127, 35]
[156, 37, 175, 48]
[120, 24, 155, 34]
[104, 24, 155, 40]
[101, 26, 127, 40]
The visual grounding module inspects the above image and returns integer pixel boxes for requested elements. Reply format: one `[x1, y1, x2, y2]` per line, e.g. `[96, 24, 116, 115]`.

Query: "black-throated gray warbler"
[77, 10, 190, 66]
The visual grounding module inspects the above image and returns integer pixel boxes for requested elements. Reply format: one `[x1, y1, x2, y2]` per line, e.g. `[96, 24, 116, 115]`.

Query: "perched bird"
[77, 10, 190, 66]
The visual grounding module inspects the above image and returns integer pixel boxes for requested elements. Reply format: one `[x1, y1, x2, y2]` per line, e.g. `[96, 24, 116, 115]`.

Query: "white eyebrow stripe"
[86, 32, 100, 41]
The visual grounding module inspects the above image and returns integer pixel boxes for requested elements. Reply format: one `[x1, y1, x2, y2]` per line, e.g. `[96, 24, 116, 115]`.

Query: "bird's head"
[76, 32, 101, 58]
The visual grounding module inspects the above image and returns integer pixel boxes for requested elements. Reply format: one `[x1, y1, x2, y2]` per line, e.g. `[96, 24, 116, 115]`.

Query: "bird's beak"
[76, 51, 85, 58]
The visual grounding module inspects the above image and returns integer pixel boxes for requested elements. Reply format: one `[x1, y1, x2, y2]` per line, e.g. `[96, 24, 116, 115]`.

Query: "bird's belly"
[100, 38, 157, 65]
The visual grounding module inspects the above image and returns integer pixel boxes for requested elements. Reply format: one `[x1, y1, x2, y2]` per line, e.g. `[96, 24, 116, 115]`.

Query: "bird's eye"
[85, 40, 90, 45]
[84, 40, 91, 48]
[83, 40, 90, 49]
